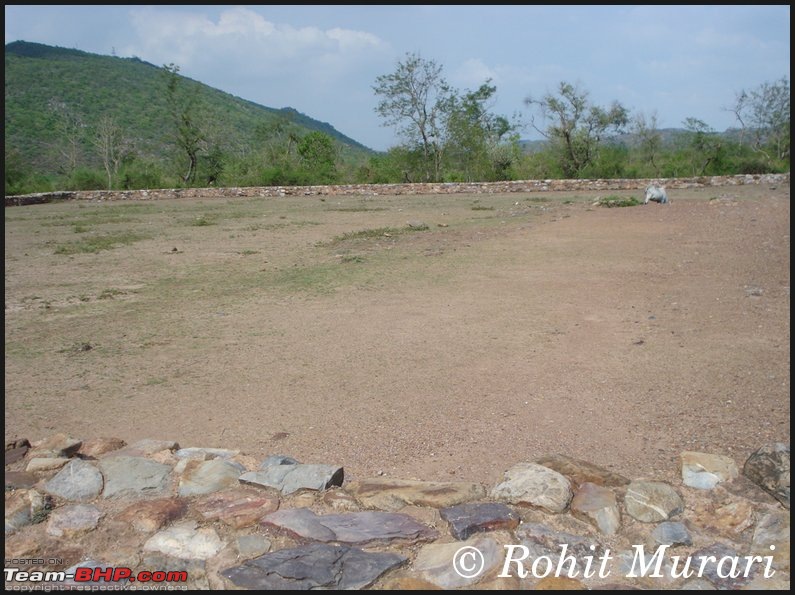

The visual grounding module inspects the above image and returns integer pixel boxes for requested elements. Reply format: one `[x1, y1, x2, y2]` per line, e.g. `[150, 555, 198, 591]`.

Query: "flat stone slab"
[439, 502, 520, 540]
[221, 543, 406, 590]
[99, 456, 172, 499]
[240, 463, 343, 495]
[261, 507, 439, 544]
[347, 478, 486, 511]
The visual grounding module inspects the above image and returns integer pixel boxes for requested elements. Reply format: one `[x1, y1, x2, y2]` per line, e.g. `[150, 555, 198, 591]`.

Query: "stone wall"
[5, 173, 790, 207]
[4, 436, 790, 590]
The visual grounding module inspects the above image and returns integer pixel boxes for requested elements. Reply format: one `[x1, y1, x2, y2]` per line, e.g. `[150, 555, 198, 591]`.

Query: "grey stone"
[491, 462, 573, 513]
[624, 481, 683, 523]
[236, 535, 271, 559]
[261, 507, 439, 544]
[650, 521, 692, 547]
[221, 543, 406, 590]
[100, 456, 172, 499]
[240, 463, 343, 495]
[174, 447, 239, 460]
[440, 502, 520, 540]
[43, 459, 104, 502]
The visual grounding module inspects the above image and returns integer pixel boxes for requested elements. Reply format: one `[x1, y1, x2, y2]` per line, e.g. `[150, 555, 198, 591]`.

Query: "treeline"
[4, 53, 789, 196]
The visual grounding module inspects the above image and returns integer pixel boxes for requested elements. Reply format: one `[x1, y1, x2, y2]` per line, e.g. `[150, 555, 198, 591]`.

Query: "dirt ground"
[4, 184, 790, 487]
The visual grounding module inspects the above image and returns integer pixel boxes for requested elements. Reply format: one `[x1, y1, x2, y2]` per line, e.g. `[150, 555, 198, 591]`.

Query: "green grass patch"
[328, 223, 430, 245]
[595, 195, 642, 208]
[189, 215, 217, 226]
[54, 232, 149, 254]
[325, 206, 388, 212]
[98, 288, 126, 299]
[471, 205, 495, 211]
[340, 254, 365, 264]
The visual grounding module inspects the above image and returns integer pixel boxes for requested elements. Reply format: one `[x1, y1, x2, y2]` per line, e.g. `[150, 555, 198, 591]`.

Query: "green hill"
[4, 40, 373, 187]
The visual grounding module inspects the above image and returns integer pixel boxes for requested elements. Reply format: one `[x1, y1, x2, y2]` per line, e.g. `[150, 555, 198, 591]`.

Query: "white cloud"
[126, 7, 387, 76]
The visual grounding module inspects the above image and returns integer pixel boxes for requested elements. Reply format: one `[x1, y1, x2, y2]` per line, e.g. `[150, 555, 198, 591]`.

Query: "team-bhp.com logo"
[452, 543, 778, 581]
[5, 564, 189, 590]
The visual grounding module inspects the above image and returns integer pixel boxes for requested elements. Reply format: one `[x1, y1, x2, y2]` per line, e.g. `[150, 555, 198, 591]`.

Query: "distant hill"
[4, 40, 374, 175]
[519, 127, 744, 154]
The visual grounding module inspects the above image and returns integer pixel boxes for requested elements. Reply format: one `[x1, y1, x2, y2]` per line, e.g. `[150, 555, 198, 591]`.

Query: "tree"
[162, 63, 206, 184]
[682, 117, 724, 176]
[445, 81, 520, 181]
[524, 81, 629, 178]
[730, 77, 790, 164]
[373, 52, 456, 182]
[298, 131, 338, 184]
[93, 114, 130, 190]
[48, 99, 85, 175]
[630, 111, 663, 176]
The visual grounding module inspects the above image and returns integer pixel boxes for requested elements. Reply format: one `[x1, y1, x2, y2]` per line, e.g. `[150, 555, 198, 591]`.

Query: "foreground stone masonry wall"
[4, 436, 790, 590]
[5, 173, 790, 206]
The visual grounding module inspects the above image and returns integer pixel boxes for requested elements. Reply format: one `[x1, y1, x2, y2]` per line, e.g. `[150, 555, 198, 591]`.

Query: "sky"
[5, 5, 791, 152]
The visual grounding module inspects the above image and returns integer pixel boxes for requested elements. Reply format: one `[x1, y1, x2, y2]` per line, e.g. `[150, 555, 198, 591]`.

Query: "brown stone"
[347, 477, 486, 511]
[195, 488, 279, 528]
[535, 454, 630, 489]
[78, 437, 126, 458]
[117, 498, 188, 533]
[5, 471, 39, 489]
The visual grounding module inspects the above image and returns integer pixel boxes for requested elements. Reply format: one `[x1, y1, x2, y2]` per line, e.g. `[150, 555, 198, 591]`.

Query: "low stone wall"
[4, 435, 790, 590]
[5, 173, 789, 207]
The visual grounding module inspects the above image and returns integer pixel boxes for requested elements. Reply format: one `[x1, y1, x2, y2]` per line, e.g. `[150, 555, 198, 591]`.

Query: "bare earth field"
[4, 184, 790, 487]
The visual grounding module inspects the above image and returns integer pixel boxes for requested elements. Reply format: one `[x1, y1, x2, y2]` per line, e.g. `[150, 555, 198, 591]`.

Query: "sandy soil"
[4, 184, 790, 486]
